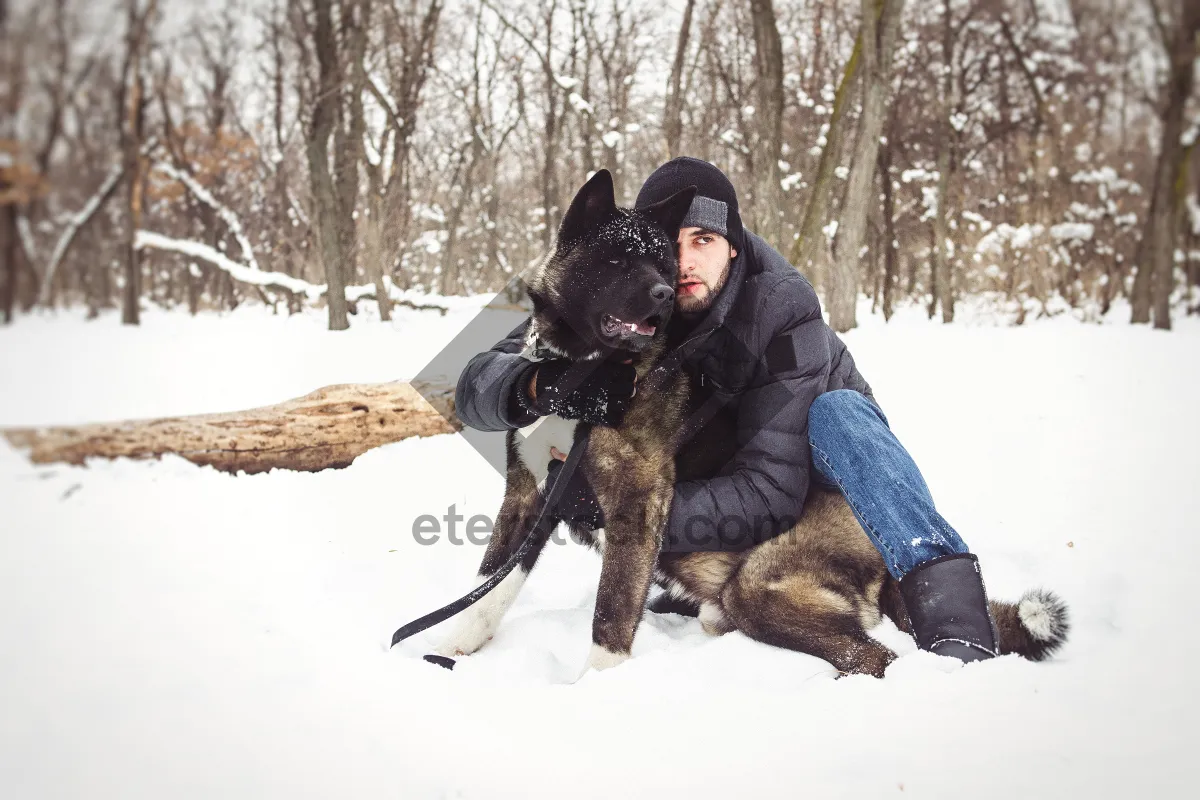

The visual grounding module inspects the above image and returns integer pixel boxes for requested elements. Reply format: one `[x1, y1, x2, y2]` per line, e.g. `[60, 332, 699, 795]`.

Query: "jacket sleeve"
[661, 282, 830, 553]
[453, 317, 542, 432]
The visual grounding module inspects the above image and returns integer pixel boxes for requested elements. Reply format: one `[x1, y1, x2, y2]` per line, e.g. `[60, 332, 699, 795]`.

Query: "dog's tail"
[989, 590, 1070, 661]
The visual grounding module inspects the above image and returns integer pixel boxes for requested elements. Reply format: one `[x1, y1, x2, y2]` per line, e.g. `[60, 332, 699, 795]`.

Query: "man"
[455, 157, 999, 665]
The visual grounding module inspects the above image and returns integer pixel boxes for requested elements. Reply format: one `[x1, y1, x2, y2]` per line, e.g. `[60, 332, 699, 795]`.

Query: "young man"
[455, 157, 999, 664]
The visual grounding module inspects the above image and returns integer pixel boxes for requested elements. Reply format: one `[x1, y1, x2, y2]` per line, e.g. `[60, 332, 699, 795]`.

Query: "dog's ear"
[558, 169, 616, 243]
[640, 185, 697, 239]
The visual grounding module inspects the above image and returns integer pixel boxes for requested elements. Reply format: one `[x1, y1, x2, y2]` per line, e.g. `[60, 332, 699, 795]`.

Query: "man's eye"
[696, 236, 712, 245]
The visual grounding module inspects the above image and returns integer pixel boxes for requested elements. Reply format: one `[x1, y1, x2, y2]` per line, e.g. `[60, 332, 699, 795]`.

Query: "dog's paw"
[434, 612, 495, 657]
[584, 643, 630, 672]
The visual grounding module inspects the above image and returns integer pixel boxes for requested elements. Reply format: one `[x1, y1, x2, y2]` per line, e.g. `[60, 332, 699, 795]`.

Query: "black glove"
[518, 358, 636, 427]
[545, 457, 605, 530]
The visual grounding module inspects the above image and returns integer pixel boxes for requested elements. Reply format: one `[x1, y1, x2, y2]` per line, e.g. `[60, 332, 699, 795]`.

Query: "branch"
[997, 15, 1045, 135]
[152, 161, 262, 272]
[480, 0, 554, 77]
[134, 230, 309, 295]
[37, 159, 127, 306]
[16, 212, 38, 264]
[366, 73, 406, 133]
[134, 230, 451, 312]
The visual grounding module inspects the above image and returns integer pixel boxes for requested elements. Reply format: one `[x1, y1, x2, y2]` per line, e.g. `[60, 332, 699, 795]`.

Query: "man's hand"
[521, 358, 637, 427]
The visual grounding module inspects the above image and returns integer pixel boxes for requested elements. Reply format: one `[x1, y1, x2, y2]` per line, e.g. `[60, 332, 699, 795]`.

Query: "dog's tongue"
[625, 321, 655, 335]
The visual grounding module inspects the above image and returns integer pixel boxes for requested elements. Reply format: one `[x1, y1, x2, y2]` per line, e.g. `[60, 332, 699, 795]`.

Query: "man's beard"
[676, 255, 733, 313]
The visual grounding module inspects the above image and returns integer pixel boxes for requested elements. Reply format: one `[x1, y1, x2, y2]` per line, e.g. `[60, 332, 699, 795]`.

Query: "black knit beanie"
[635, 157, 744, 252]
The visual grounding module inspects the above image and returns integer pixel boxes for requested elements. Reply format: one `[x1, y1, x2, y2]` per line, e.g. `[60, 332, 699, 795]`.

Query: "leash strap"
[389, 425, 593, 648]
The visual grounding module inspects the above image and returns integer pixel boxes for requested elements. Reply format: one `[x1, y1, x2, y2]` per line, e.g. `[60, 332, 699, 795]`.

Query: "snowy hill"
[1, 301, 1197, 799]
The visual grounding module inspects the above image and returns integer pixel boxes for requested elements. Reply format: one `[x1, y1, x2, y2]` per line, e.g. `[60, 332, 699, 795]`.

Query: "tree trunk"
[373, 0, 440, 299]
[1, 205, 16, 324]
[932, 145, 954, 323]
[440, 142, 480, 297]
[790, 23, 865, 278]
[2, 380, 459, 475]
[826, 0, 906, 332]
[931, 0, 955, 324]
[0, 1, 18, 324]
[749, 0, 784, 247]
[307, 0, 350, 331]
[927, 222, 938, 319]
[541, 67, 560, 249]
[879, 128, 898, 321]
[120, 9, 150, 327]
[334, 0, 369, 312]
[664, 0, 695, 160]
[1132, 0, 1199, 329]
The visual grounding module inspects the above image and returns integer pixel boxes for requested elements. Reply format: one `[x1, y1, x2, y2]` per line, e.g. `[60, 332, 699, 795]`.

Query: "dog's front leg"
[585, 489, 671, 671]
[436, 456, 549, 658]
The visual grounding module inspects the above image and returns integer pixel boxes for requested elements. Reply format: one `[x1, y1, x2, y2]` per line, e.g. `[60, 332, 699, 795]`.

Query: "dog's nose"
[650, 283, 674, 304]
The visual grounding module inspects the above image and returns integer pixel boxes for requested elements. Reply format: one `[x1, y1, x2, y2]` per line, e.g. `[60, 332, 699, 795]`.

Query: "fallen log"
[1, 380, 460, 475]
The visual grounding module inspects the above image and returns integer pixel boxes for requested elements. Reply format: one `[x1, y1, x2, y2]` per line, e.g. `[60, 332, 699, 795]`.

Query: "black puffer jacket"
[454, 232, 875, 552]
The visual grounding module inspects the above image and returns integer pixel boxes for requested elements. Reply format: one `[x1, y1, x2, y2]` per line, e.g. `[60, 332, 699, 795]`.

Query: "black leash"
[389, 425, 593, 650]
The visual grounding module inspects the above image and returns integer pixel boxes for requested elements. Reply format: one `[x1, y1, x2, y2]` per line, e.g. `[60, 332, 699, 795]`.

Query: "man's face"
[675, 226, 736, 313]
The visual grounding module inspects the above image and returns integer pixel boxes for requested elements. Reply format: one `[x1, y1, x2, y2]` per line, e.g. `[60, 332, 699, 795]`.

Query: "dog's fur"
[438, 170, 1070, 677]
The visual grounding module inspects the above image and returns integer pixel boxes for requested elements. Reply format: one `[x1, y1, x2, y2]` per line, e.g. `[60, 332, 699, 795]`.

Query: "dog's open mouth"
[602, 313, 659, 337]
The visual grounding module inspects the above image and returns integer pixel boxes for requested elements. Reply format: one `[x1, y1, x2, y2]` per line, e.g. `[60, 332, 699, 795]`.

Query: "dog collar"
[524, 328, 569, 362]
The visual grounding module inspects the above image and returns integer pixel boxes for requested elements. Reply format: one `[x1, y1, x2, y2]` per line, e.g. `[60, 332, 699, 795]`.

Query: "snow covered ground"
[1, 299, 1198, 799]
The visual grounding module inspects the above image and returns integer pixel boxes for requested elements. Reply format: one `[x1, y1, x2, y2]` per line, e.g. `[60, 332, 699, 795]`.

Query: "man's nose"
[677, 252, 694, 277]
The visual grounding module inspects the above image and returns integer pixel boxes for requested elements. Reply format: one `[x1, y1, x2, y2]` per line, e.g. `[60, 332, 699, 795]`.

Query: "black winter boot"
[899, 553, 999, 662]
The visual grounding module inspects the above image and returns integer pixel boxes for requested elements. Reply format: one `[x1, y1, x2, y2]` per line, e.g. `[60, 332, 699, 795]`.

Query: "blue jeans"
[808, 390, 969, 579]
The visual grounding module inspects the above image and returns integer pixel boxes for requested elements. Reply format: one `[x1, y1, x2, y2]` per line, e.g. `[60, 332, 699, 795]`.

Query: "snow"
[413, 229, 445, 255]
[1049, 222, 1095, 242]
[567, 92, 594, 115]
[2, 300, 1199, 798]
[902, 168, 937, 184]
[976, 223, 1045, 254]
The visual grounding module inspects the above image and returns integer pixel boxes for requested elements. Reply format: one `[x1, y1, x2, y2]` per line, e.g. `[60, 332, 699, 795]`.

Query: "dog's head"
[528, 170, 696, 359]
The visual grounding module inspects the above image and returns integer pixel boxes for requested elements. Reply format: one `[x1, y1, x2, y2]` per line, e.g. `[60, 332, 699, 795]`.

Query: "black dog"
[437, 170, 1069, 677]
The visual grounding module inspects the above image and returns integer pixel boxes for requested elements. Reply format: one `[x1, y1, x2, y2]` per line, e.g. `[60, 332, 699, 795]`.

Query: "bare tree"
[116, 0, 158, 326]
[297, 0, 359, 330]
[1130, 0, 1200, 329]
[826, 0, 906, 332]
[790, 14, 866, 282]
[363, 0, 440, 312]
[928, 0, 956, 323]
[664, 0, 695, 160]
[748, 0, 784, 246]
[0, 2, 29, 324]
[484, 0, 564, 248]
[4, 0, 1192, 331]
